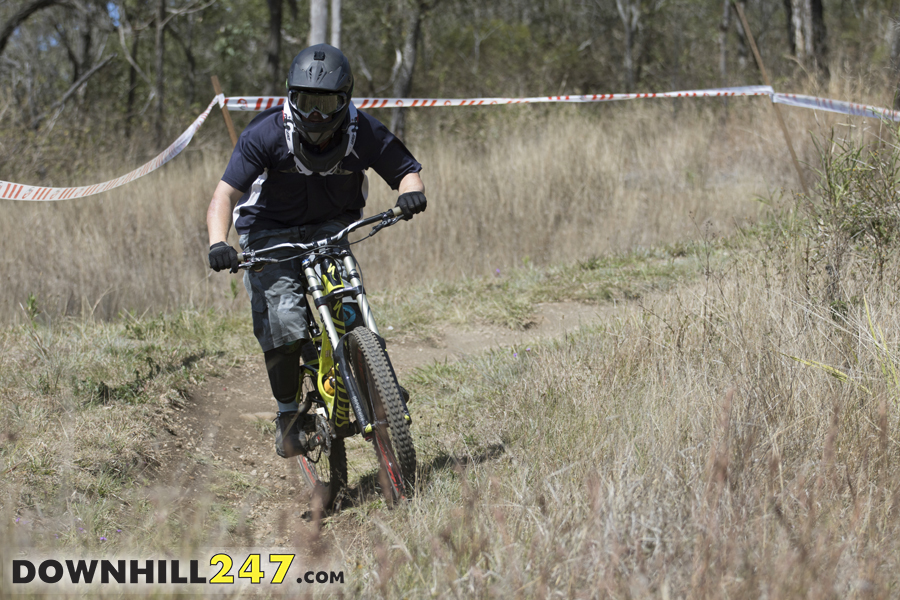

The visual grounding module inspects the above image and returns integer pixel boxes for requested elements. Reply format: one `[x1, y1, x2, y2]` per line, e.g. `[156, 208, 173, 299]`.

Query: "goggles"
[288, 90, 348, 118]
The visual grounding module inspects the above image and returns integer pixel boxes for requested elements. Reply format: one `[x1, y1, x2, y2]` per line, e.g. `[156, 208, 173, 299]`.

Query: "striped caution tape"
[0, 95, 222, 201]
[772, 92, 900, 122]
[223, 85, 775, 111]
[3, 86, 900, 202]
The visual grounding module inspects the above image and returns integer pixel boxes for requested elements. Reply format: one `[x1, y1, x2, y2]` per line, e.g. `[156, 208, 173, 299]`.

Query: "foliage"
[802, 124, 900, 296]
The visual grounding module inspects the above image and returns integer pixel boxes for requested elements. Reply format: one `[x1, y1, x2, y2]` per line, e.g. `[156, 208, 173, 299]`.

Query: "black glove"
[396, 191, 427, 220]
[208, 242, 239, 273]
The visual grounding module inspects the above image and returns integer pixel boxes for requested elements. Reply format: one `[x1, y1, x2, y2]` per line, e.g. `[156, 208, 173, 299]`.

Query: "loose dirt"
[148, 301, 609, 552]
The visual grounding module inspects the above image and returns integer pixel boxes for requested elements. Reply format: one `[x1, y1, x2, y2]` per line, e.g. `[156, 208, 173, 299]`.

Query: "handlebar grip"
[390, 206, 403, 218]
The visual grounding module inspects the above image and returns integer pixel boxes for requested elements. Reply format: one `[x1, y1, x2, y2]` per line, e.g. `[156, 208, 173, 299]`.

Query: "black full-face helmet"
[285, 44, 354, 173]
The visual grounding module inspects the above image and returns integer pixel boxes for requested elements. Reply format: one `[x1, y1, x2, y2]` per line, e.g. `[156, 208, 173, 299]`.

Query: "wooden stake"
[211, 75, 238, 149]
[732, 1, 809, 196]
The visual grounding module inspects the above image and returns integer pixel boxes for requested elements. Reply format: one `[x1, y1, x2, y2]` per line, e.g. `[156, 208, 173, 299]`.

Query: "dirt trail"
[150, 301, 609, 548]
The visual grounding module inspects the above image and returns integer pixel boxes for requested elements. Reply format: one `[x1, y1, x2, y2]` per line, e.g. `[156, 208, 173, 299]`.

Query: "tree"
[810, 0, 827, 80]
[719, 0, 730, 85]
[615, 0, 639, 91]
[789, 0, 827, 80]
[613, 0, 661, 92]
[891, 15, 900, 109]
[155, 0, 166, 145]
[264, 0, 297, 95]
[310, 0, 327, 45]
[390, 0, 436, 139]
[331, 0, 341, 48]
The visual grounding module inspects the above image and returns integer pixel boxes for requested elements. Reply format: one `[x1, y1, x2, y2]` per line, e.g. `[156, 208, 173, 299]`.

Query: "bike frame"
[302, 249, 376, 436]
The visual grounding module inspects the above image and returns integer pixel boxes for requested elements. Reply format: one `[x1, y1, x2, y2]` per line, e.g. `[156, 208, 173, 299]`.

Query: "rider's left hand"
[396, 191, 427, 220]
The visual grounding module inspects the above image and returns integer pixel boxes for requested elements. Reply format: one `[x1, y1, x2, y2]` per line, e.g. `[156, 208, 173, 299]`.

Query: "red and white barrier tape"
[0, 95, 222, 201]
[4, 86, 900, 201]
[773, 92, 900, 122]
[223, 85, 774, 111]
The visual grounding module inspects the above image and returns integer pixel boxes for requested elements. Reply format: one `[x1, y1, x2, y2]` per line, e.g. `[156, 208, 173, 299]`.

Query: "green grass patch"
[370, 237, 730, 336]
[0, 308, 256, 551]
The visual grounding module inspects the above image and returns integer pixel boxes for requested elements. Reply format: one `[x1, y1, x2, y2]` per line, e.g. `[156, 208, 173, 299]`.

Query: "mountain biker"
[205, 44, 426, 459]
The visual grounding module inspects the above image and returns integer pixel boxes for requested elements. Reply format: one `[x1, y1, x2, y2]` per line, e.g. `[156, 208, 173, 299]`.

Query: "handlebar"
[238, 206, 404, 269]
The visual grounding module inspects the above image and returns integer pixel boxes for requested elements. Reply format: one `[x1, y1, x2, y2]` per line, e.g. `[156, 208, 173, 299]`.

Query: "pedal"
[301, 431, 326, 452]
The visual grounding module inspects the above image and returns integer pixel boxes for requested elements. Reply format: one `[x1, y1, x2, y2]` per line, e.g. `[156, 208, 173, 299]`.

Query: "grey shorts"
[239, 220, 353, 352]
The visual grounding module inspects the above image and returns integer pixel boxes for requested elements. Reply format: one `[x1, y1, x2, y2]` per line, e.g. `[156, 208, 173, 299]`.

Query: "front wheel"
[346, 327, 416, 505]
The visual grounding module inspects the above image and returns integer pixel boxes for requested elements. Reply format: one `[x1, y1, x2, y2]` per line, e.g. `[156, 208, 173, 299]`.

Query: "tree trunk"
[734, 0, 749, 71]
[811, 0, 828, 80]
[890, 18, 900, 109]
[783, 0, 795, 56]
[309, 0, 327, 46]
[125, 31, 140, 138]
[390, 1, 424, 139]
[719, 0, 730, 86]
[330, 0, 341, 48]
[170, 21, 196, 106]
[53, 20, 81, 83]
[76, 4, 96, 103]
[80, 5, 93, 74]
[264, 0, 283, 95]
[185, 15, 196, 105]
[791, 0, 808, 64]
[155, 0, 166, 146]
[616, 0, 639, 92]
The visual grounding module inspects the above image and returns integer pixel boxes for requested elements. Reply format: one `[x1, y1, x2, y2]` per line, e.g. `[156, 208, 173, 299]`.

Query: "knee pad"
[264, 346, 302, 404]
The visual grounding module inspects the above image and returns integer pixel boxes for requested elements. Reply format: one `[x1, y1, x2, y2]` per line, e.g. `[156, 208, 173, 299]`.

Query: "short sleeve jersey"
[221, 106, 422, 235]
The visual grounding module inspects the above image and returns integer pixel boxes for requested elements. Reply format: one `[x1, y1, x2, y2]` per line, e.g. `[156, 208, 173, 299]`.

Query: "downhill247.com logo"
[9, 555, 344, 589]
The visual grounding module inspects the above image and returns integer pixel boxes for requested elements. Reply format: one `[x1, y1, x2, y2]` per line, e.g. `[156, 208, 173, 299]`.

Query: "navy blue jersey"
[222, 106, 422, 234]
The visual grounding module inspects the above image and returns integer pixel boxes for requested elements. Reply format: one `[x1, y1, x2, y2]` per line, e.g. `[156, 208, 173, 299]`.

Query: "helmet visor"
[288, 90, 348, 118]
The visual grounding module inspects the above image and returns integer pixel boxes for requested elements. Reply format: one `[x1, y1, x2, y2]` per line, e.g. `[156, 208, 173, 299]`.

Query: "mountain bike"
[238, 207, 415, 511]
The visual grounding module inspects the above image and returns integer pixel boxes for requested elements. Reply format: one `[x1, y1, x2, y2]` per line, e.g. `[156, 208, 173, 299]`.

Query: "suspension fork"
[339, 251, 379, 335]
[302, 256, 372, 436]
[337, 250, 411, 421]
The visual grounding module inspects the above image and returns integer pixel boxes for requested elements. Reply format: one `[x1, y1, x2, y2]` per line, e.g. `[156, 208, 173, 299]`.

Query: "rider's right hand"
[209, 242, 239, 273]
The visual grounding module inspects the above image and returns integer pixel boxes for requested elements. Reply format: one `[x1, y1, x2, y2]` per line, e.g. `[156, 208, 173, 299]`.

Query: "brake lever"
[238, 256, 279, 270]
[368, 220, 389, 236]
[368, 215, 404, 237]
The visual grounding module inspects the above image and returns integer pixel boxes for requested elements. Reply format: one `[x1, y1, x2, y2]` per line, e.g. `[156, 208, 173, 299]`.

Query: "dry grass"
[0, 97, 809, 321]
[340, 203, 900, 597]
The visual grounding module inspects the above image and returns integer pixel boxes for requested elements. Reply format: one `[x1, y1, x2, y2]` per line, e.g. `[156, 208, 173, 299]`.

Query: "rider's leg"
[241, 227, 318, 458]
[264, 341, 316, 458]
[264, 341, 302, 414]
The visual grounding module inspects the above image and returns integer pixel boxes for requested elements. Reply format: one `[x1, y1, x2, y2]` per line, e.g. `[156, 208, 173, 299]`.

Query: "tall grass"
[337, 122, 900, 596]
[350, 251, 900, 596]
[0, 98, 817, 321]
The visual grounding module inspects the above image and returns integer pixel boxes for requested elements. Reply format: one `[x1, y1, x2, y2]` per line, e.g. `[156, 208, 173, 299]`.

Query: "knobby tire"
[347, 327, 416, 505]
